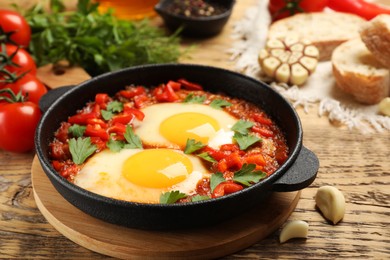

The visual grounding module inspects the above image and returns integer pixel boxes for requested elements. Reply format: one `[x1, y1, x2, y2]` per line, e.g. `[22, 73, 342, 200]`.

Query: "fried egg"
[73, 148, 210, 204]
[133, 103, 238, 149]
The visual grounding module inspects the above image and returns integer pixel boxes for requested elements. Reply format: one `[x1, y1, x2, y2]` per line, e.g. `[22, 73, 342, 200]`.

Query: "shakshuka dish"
[49, 79, 289, 204]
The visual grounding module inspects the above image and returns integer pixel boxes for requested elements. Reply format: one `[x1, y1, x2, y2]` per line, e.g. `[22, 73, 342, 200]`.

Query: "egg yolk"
[159, 112, 220, 147]
[122, 149, 193, 189]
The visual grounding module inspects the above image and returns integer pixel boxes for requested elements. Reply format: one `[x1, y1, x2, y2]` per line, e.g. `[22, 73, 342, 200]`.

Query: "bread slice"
[268, 12, 365, 61]
[360, 14, 390, 68]
[332, 38, 390, 105]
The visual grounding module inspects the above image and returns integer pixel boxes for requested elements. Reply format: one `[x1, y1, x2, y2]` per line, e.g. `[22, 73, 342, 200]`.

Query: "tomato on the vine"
[0, 44, 37, 75]
[0, 10, 31, 48]
[0, 90, 41, 153]
[5, 73, 47, 104]
[269, 0, 329, 21]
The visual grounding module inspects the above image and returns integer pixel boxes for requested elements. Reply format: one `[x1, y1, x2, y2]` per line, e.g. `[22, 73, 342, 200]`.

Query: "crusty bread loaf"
[268, 12, 365, 61]
[360, 14, 390, 68]
[332, 38, 390, 105]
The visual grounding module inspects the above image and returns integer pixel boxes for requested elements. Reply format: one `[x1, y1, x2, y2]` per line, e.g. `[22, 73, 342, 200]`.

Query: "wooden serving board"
[31, 156, 300, 259]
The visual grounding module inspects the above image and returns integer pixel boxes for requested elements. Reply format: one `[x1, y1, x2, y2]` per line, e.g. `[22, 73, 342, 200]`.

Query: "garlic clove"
[279, 220, 309, 243]
[315, 186, 346, 225]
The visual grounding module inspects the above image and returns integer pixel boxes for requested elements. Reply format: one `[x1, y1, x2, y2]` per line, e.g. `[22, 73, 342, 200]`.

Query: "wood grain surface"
[0, 0, 389, 259]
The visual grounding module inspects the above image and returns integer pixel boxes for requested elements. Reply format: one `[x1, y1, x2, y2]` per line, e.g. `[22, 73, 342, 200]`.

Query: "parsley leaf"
[191, 195, 210, 202]
[184, 93, 206, 104]
[106, 137, 125, 152]
[160, 191, 187, 204]
[233, 132, 261, 150]
[68, 137, 97, 165]
[210, 172, 225, 192]
[107, 101, 123, 113]
[68, 124, 86, 137]
[197, 152, 217, 163]
[184, 139, 205, 154]
[233, 164, 267, 186]
[231, 120, 254, 135]
[101, 109, 114, 120]
[210, 99, 232, 110]
[124, 125, 143, 149]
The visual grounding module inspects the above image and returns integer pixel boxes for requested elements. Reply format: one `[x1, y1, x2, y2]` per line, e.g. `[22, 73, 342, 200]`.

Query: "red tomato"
[0, 101, 41, 153]
[6, 73, 47, 104]
[0, 44, 37, 76]
[269, 0, 329, 21]
[328, 0, 390, 20]
[0, 10, 31, 47]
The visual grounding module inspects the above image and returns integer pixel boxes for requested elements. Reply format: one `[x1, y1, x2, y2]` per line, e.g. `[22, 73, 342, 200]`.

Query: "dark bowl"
[35, 64, 319, 230]
[154, 0, 235, 37]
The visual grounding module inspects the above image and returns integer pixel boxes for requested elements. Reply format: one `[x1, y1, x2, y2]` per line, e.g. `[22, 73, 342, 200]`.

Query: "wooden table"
[1, 0, 389, 259]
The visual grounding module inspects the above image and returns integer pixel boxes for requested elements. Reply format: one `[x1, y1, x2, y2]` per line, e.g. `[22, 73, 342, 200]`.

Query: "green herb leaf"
[191, 195, 210, 202]
[184, 139, 205, 154]
[197, 152, 217, 163]
[210, 99, 232, 110]
[233, 164, 267, 187]
[210, 172, 225, 192]
[106, 101, 123, 113]
[233, 132, 261, 150]
[68, 137, 97, 165]
[23, 0, 183, 76]
[231, 120, 254, 135]
[101, 109, 114, 120]
[184, 93, 206, 104]
[160, 190, 187, 204]
[68, 124, 86, 137]
[124, 125, 143, 149]
[106, 137, 125, 152]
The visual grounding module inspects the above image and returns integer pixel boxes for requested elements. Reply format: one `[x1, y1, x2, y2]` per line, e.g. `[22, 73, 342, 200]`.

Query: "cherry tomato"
[6, 73, 47, 104]
[0, 10, 31, 47]
[328, 0, 390, 20]
[0, 101, 41, 153]
[0, 44, 37, 75]
[269, 0, 329, 21]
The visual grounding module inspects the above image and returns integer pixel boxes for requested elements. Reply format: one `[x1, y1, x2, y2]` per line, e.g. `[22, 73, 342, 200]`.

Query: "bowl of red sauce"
[154, 0, 235, 37]
[35, 63, 318, 230]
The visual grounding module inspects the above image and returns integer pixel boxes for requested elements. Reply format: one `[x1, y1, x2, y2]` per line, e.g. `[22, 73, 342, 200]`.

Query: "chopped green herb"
[101, 109, 114, 120]
[233, 164, 266, 186]
[231, 120, 254, 135]
[68, 124, 86, 137]
[197, 152, 217, 163]
[106, 137, 125, 152]
[160, 190, 187, 204]
[184, 139, 205, 154]
[184, 93, 206, 104]
[124, 125, 143, 149]
[106, 101, 123, 113]
[210, 172, 225, 192]
[233, 132, 261, 150]
[68, 137, 97, 165]
[210, 99, 232, 110]
[191, 195, 210, 202]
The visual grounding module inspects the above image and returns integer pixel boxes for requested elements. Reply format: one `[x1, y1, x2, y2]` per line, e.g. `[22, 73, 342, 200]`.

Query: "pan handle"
[39, 86, 74, 112]
[272, 146, 319, 192]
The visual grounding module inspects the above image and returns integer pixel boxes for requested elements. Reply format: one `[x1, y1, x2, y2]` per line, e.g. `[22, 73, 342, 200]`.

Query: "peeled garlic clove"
[279, 220, 309, 243]
[378, 97, 390, 116]
[315, 186, 345, 224]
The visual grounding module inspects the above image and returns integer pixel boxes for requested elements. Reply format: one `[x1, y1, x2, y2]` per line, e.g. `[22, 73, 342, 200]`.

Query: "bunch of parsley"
[23, 0, 182, 76]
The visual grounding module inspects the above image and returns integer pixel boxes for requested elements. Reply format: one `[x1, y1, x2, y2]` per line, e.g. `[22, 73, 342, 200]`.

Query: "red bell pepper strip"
[328, 0, 390, 20]
[85, 124, 109, 140]
[212, 181, 243, 198]
[119, 86, 146, 99]
[95, 93, 110, 109]
[177, 79, 203, 90]
[124, 104, 145, 121]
